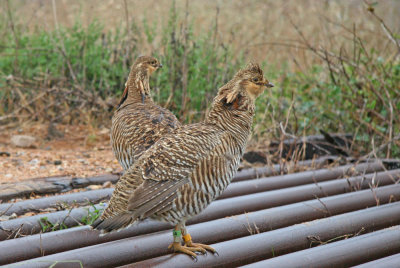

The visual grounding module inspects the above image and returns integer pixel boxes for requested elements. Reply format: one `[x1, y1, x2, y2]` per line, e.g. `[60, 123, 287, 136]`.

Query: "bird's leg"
[181, 224, 217, 255]
[168, 223, 205, 259]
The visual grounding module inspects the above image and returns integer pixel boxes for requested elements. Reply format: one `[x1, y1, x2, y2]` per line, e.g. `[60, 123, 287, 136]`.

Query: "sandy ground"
[0, 124, 121, 183]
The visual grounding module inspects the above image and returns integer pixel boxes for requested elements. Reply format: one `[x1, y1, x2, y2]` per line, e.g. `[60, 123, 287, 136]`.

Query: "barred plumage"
[111, 56, 180, 171]
[92, 63, 274, 257]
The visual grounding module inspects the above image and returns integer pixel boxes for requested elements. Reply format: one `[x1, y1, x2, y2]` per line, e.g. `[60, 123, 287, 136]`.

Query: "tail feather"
[91, 213, 136, 234]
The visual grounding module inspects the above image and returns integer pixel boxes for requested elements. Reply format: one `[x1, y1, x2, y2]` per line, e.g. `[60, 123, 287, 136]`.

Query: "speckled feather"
[92, 63, 269, 232]
[111, 56, 180, 171]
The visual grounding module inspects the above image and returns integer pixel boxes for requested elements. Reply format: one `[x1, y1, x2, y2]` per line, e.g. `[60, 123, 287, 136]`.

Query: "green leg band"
[173, 230, 182, 243]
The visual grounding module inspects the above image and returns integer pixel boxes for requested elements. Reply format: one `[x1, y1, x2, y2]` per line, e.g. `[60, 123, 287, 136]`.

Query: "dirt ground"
[0, 124, 121, 183]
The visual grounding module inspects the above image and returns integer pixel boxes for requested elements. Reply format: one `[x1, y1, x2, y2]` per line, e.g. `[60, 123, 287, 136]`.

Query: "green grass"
[39, 216, 68, 232]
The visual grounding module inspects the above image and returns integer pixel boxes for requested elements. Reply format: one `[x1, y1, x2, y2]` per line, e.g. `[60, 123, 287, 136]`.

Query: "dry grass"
[3, 0, 399, 69]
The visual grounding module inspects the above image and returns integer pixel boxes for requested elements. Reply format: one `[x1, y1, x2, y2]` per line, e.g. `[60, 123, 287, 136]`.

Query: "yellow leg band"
[182, 233, 192, 243]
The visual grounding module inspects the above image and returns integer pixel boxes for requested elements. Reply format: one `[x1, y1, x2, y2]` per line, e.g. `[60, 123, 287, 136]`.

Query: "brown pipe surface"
[353, 253, 400, 268]
[219, 161, 385, 199]
[7, 190, 400, 267]
[0, 160, 377, 216]
[1, 169, 399, 241]
[0, 204, 104, 241]
[0, 188, 112, 216]
[241, 226, 400, 268]
[3, 183, 400, 264]
[128, 202, 400, 268]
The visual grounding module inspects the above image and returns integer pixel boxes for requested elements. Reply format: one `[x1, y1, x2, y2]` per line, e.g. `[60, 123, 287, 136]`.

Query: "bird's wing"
[92, 125, 228, 231]
[126, 124, 226, 217]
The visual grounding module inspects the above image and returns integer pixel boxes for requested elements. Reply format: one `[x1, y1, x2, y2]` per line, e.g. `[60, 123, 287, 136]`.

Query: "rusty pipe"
[353, 253, 400, 268]
[0, 160, 381, 216]
[219, 161, 386, 199]
[1, 169, 399, 241]
[241, 226, 400, 268]
[128, 203, 400, 268]
[5, 187, 400, 267]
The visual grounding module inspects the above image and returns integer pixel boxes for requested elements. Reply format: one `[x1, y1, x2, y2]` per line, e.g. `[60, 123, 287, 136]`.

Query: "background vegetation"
[0, 0, 399, 158]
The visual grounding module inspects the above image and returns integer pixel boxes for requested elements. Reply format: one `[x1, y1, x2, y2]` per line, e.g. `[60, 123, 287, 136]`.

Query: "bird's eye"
[151, 61, 156, 65]
[252, 77, 259, 82]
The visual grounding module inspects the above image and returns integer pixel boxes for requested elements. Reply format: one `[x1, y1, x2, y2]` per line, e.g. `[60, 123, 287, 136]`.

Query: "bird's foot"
[168, 242, 204, 260]
[185, 241, 217, 255]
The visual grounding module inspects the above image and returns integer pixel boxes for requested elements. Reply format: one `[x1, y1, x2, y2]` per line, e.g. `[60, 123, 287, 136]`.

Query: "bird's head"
[134, 56, 163, 75]
[215, 63, 274, 111]
[119, 56, 162, 107]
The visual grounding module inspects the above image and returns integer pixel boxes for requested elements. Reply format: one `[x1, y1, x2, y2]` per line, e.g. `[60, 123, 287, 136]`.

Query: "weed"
[39, 216, 68, 233]
[80, 203, 103, 225]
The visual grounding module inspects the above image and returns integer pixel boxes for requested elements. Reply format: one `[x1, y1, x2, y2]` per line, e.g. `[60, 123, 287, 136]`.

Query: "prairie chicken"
[92, 63, 274, 258]
[111, 56, 180, 171]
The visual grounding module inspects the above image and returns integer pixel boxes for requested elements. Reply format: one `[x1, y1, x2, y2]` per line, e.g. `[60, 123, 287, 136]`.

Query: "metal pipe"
[12, 201, 400, 267]
[353, 253, 400, 268]
[129, 203, 400, 268]
[241, 226, 400, 268]
[219, 161, 385, 199]
[231, 156, 336, 182]
[1, 184, 397, 264]
[0, 160, 380, 216]
[1, 169, 399, 241]
[0, 174, 119, 202]
[0, 189, 112, 216]
[0, 204, 104, 241]
[4, 186, 400, 267]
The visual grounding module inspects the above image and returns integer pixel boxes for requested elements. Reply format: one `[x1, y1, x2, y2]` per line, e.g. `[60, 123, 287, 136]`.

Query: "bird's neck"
[205, 101, 254, 145]
[120, 68, 152, 107]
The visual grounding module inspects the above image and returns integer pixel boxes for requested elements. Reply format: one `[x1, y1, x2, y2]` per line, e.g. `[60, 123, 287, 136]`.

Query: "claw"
[186, 242, 216, 255]
[168, 242, 204, 259]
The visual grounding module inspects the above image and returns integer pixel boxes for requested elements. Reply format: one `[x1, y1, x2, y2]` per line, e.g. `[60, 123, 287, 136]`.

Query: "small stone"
[5, 174, 12, 178]
[29, 159, 40, 165]
[11, 135, 36, 148]
[87, 185, 102, 190]
[0, 151, 10, 157]
[11, 158, 23, 167]
[99, 128, 109, 135]
[57, 166, 64, 171]
[9, 213, 17, 219]
[102, 181, 112, 188]
[44, 146, 52, 151]
[105, 167, 113, 173]
[54, 160, 62, 165]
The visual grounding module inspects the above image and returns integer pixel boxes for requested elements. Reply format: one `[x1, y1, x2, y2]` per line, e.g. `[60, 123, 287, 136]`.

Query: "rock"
[105, 167, 113, 173]
[11, 135, 36, 148]
[87, 185, 102, 190]
[9, 213, 17, 219]
[102, 181, 112, 188]
[54, 160, 62, 165]
[5, 174, 12, 178]
[99, 128, 110, 135]
[0, 151, 10, 157]
[29, 159, 40, 165]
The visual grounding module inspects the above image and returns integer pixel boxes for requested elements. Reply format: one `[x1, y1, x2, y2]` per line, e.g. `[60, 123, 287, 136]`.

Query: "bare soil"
[0, 124, 121, 183]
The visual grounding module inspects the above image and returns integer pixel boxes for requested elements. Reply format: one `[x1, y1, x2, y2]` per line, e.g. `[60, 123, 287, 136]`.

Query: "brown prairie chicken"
[92, 63, 274, 258]
[111, 56, 180, 171]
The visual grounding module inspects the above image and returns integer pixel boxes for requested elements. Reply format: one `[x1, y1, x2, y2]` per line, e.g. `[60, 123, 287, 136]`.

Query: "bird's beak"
[158, 64, 163, 69]
[264, 81, 274, 88]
